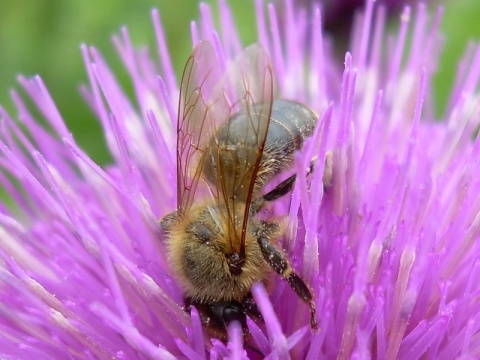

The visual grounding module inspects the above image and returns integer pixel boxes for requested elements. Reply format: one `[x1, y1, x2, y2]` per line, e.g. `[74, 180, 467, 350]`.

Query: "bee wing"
[177, 41, 273, 257]
[176, 41, 222, 213]
[206, 44, 274, 256]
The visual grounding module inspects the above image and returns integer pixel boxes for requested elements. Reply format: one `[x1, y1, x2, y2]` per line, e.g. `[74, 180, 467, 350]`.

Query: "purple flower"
[1, 1, 480, 359]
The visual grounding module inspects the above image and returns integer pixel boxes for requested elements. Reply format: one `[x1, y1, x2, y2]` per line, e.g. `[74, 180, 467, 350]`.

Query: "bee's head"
[163, 203, 267, 302]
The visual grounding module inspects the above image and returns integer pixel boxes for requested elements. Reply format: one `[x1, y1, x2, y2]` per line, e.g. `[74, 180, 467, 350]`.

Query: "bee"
[161, 41, 320, 338]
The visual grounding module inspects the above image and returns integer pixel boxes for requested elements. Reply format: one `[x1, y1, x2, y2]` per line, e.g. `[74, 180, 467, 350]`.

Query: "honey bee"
[161, 41, 320, 337]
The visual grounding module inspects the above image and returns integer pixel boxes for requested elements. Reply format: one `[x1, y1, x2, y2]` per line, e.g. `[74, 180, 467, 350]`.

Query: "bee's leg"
[185, 296, 262, 338]
[260, 152, 332, 205]
[260, 160, 315, 205]
[188, 298, 246, 331]
[241, 292, 262, 320]
[251, 174, 297, 213]
[262, 173, 298, 202]
[257, 236, 318, 330]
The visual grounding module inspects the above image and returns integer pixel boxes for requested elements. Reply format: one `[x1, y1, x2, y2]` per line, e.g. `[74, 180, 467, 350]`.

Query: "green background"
[0, 0, 479, 166]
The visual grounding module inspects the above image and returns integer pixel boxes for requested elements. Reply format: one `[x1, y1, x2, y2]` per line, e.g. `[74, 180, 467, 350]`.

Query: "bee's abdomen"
[257, 100, 317, 184]
[202, 99, 317, 193]
[266, 99, 317, 157]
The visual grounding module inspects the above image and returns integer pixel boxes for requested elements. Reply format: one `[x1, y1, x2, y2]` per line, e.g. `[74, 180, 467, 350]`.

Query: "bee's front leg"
[257, 236, 318, 330]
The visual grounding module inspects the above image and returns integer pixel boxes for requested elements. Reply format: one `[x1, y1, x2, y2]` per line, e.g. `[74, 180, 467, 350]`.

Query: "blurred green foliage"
[0, 0, 199, 165]
[433, 0, 480, 115]
[0, 0, 479, 167]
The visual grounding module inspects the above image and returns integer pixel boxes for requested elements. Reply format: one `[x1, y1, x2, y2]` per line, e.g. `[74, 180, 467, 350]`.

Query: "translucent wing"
[176, 41, 222, 213]
[177, 41, 273, 258]
[201, 44, 274, 257]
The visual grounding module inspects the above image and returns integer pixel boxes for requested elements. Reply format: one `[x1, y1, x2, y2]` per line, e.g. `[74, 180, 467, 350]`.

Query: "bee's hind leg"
[260, 159, 316, 204]
[260, 152, 332, 205]
[262, 173, 299, 202]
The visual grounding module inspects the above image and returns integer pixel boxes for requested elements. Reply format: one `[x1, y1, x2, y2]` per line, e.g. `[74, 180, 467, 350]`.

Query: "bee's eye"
[160, 211, 179, 232]
[187, 222, 213, 244]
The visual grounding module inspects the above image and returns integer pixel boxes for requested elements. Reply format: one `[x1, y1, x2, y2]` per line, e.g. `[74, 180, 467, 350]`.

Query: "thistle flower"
[1, 1, 480, 359]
